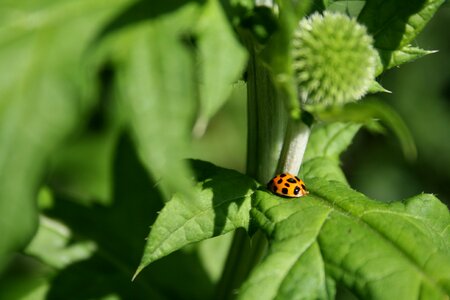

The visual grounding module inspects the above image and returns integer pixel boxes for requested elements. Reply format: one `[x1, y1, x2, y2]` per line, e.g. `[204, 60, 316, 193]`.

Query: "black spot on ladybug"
[294, 186, 300, 195]
[295, 176, 300, 182]
[272, 185, 277, 193]
[301, 184, 306, 189]
[277, 179, 283, 184]
[287, 178, 296, 184]
[280, 173, 287, 177]
[281, 188, 288, 194]
[284, 183, 290, 187]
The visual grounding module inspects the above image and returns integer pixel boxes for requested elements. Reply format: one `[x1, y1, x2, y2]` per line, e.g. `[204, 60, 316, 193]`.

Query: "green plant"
[0, 0, 449, 299]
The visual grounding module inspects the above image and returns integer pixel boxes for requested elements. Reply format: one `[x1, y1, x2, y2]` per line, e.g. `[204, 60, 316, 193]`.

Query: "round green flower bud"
[292, 12, 377, 106]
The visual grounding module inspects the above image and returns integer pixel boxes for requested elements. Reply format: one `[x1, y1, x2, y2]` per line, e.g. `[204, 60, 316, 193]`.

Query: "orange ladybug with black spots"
[267, 173, 308, 198]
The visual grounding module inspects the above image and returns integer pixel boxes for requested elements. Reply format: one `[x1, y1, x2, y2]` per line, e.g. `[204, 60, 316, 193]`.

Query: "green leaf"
[193, 0, 248, 137]
[112, 3, 201, 200]
[107, 0, 248, 198]
[25, 216, 96, 269]
[375, 46, 437, 75]
[327, 0, 366, 17]
[308, 99, 417, 161]
[0, 0, 126, 270]
[358, 0, 444, 75]
[367, 80, 391, 94]
[39, 135, 182, 299]
[241, 180, 450, 299]
[134, 160, 258, 279]
[303, 122, 361, 162]
[358, 0, 445, 51]
[47, 99, 124, 205]
[301, 157, 348, 184]
[0, 273, 50, 300]
[300, 122, 360, 184]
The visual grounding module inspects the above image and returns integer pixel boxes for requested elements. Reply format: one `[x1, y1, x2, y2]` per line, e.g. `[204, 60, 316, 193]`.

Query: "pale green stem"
[276, 119, 310, 174]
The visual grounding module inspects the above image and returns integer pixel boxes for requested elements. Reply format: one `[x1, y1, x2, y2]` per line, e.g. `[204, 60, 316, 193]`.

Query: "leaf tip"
[368, 80, 391, 94]
[132, 266, 144, 282]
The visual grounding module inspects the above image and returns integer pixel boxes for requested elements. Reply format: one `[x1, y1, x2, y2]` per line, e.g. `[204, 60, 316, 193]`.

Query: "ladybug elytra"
[267, 173, 308, 198]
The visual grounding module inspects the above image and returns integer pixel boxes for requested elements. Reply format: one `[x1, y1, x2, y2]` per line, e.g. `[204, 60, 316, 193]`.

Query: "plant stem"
[276, 119, 310, 174]
[214, 229, 267, 300]
[215, 33, 287, 299]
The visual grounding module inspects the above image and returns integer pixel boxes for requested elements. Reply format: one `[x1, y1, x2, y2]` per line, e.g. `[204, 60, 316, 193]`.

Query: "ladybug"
[267, 173, 308, 198]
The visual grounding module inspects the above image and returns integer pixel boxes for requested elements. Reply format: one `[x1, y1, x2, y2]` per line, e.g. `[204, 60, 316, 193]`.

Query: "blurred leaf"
[326, 0, 366, 16]
[190, 81, 247, 172]
[277, 0, 313, 20]
[308, 99, 417, 160]
[193, 0, 248, 137]
[106, 0, 249, 199]
[25, 216, 96, 269]
[47, 65, 124, 205]
[134, 160, 258, 279]
[0, 256, 50, 300]
[42, 134, 168, 299]
[241, 180, 450, 300]
[113, 3, 201, 200]
[102, 1, 247, 140]
[97, 0, 201, 36]
[48, 123, 122, 205]
[46, 255, 165, 300]
[0, 0, 127, 271]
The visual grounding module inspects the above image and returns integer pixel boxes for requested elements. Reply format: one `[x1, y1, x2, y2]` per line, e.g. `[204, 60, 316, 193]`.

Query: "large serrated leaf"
[134, 160, 258, 279]
[241, 180, 450, 299]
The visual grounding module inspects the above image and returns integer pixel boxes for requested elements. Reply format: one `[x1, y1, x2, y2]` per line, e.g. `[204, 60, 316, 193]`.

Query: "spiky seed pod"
[292, 12, 377, 106]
